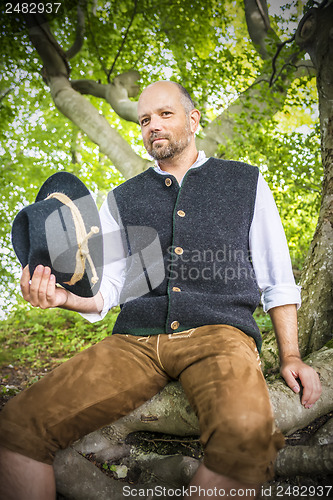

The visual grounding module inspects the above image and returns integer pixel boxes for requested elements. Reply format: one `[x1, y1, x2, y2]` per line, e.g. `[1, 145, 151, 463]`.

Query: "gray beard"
[148, 132, 191, 161]
[150, 142, 182, 160]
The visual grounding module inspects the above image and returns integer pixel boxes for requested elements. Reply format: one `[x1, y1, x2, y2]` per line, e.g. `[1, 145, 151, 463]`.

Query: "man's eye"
[162, 111, 171, 116]
[141, 118, 149, 126]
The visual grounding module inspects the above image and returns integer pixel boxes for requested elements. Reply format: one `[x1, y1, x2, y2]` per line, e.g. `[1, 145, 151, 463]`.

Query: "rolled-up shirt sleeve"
[250, 173, 301, 312]
[80, 199, 126, 323]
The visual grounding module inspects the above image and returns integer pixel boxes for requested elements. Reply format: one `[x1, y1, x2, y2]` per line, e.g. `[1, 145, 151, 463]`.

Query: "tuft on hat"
[11, 172, 103, 297]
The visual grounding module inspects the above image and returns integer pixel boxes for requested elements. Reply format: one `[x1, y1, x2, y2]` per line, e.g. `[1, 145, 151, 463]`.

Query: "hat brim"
[12, 172, 103, 298]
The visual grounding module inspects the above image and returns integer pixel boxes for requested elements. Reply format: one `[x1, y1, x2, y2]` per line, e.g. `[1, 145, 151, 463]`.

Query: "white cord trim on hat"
[46, 192, 99, 287]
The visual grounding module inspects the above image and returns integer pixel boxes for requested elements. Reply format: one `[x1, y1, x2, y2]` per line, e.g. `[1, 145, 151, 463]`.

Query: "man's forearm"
[60, 289, 104, 315]
[268, 304, 301, 362]
[269, 303, 322, 407]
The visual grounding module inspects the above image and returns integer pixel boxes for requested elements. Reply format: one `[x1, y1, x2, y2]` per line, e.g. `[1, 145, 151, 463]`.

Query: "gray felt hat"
[11, 172, 103, 297]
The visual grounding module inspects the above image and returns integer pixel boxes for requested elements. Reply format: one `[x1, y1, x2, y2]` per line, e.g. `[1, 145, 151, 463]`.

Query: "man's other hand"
[280, 356, 322, 409]
[20, 265, 68, 309]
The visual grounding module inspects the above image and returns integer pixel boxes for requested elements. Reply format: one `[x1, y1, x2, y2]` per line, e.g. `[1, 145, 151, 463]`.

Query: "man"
[0, 81, 322, 499]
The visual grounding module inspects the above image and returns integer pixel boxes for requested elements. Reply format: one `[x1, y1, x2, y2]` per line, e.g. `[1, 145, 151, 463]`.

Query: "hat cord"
[46, 192, 100, 287]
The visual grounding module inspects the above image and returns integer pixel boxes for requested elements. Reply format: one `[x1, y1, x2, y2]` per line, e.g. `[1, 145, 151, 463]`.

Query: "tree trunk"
[295, 2, 333, 355]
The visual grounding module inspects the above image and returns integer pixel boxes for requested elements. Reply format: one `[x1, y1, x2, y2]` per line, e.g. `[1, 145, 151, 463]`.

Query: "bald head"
[138, 81, 195, 117]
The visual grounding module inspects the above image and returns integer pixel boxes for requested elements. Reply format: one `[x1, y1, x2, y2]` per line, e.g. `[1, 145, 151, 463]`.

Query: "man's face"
[138, 82, 192, 161]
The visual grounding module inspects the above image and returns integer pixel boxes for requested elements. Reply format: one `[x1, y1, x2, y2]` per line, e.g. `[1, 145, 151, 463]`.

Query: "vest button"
[171, 321, 180, 330]
[177, 210, 185, 217]
[165, 178, 172, 187]
[172, 286, 181, 292]
[175, 247, 183, 255]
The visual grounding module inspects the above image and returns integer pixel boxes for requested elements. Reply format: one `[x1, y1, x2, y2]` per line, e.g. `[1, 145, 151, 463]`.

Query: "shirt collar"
[153, 150, 207, 178]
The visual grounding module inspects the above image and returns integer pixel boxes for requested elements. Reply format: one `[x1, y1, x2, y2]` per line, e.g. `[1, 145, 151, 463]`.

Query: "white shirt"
[82, 152, 301, 322]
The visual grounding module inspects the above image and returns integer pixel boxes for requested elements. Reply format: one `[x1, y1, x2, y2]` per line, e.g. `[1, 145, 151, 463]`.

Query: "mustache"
[149, 133, 170, 144]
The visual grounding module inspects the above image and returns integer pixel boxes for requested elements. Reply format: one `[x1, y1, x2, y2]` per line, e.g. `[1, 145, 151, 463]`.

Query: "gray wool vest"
[108, 158, 262, 350]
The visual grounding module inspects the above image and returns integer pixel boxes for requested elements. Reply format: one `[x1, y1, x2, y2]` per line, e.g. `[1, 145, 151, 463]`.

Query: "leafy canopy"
[0, 0, 321, 313]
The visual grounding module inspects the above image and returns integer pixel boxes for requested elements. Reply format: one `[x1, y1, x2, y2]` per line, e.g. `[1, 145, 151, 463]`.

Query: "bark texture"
[295, 2, 333, 355]
[275, 444, 333, 477]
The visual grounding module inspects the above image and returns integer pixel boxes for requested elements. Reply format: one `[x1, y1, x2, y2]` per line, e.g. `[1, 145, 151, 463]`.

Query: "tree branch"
[199, 1, 311, 158]
[196, 74, 288, 157]
[275, 444, 333, 476]
[71, 79, 107, 99]
[91, 0, 98, 16]
[0, 88, 12, 103]
[244, 0, 281, 60]
[49, 75, 147, 177]
[70, 127, 80, 164]
[86, 7, 108, 78]
[295, 1, 333, 65]
[26, 16, 148, 177]
[269, 35, 296, 86]
[26, 15, 70, 78]
[71, 70, 140, 123]
[294, 59, 316, 79]
[243, 0, 314, 90]
[196, 54, 315, 158]
[106, 71, 140, 123]
[54, 442, 333, 500]
[255, 0, 270, 30]
[107, 0, 139, 82]
[66, 0, 86, 60]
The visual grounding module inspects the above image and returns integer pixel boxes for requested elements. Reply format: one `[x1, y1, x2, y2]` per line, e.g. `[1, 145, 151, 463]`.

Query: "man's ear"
[189, 109, 201, 133]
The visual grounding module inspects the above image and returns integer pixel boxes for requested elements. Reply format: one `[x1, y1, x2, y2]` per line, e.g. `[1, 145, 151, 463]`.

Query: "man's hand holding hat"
[21, 265, 68, 310]
[13, 171, 105, 314]
[20, 264, 104, 313]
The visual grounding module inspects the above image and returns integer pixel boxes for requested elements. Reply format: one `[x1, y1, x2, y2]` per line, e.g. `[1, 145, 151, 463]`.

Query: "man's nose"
[149, 115, 162, 131]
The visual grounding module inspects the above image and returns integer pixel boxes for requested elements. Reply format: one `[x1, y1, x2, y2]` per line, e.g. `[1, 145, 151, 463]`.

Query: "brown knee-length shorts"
[0, 324, 284, 484]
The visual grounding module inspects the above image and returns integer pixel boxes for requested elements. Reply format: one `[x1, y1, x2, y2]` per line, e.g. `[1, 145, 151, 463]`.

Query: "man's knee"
[0, 394, 57, 465]
[202, 412, 284, 484]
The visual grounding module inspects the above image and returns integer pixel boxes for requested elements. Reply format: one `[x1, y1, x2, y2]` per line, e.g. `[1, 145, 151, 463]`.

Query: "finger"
[300, 370, 322, 407]
[29, 265, 45, 306]
[281, 367, 300, 394]
[299, 369, 312, 406]
[295, 366, 313, 407]
[45, 273, 57, 305]
[300, 381, 313, 408]
[37, 266, 52, 308]
[313, 374, 323, 404]
[20, 265, 31, 301]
